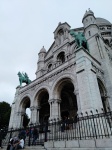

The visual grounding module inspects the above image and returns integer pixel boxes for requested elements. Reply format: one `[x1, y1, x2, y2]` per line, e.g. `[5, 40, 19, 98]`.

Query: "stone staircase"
[24, 145, 45, 150]
[2, 145, 45, 150]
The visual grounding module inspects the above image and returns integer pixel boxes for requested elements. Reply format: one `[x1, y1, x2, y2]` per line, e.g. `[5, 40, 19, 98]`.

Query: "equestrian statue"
[70, 30, 89, 52]
[17, 72, 31, 86]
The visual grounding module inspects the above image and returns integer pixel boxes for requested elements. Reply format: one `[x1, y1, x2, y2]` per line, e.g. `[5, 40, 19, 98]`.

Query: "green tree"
[0, 101, 11, 128]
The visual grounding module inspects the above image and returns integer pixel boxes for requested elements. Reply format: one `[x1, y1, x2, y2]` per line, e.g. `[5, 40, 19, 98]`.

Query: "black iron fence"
[0, 109, 112, 147]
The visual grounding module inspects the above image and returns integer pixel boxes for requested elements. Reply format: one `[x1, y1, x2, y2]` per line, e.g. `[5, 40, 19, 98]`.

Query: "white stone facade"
[9, 9, 112, 129]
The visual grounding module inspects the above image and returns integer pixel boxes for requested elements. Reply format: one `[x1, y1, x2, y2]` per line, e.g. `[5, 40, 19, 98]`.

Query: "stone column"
[37, 106, 40, 124]
[75, 47, 103, 115]
[49, 102, 52, 119]
[48, 99, 53, 120]
[49, 99, 61, 121]
[30, 106, 41, 124]
[20, 112, 25, 128]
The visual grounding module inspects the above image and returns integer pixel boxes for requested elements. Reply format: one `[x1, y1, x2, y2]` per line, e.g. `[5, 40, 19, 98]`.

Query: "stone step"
[1, 145, 45, 150]
[25, 146, 45, 149]
[46, 148, 112, 150]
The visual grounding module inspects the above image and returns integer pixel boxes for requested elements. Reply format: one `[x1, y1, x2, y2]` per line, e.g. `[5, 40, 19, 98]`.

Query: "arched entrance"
[97, 78, 109, 112]
[56, 78, 78, 120]
[20, 97, 30, 127]
[38, 89, 50, 123]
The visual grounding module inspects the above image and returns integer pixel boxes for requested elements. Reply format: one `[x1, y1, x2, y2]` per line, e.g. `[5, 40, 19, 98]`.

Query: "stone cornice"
[91, 62, 104, 75]
[18, 61, 76, 95]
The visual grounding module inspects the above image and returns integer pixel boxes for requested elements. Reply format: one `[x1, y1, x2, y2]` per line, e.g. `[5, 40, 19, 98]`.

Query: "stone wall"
[45, 138, 112, 150]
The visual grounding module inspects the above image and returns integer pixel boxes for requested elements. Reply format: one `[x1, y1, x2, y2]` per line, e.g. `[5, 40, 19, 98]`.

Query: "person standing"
[32, 128, 38, 145]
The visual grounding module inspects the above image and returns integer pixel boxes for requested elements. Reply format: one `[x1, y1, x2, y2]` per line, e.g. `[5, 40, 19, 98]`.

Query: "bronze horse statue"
[70, 30, 89, 52]
[17, 72, 31, 86]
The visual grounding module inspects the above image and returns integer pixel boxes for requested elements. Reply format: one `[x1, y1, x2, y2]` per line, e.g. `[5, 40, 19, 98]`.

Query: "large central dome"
[96, 18, 111, 25]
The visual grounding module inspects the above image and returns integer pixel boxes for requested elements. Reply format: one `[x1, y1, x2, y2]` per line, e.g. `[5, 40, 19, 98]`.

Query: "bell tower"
[36, 46, 46, 78]
[82, 9, 99, 40]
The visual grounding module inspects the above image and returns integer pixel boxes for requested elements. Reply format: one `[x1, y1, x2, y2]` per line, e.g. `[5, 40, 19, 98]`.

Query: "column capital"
[16, 112, 25, 116]
[30, 106, 37, 111]
[48, 99, 61, 103]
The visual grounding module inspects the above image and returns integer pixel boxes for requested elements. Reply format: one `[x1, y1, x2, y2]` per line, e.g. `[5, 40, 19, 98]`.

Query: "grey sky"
[0, 0, 112, 105]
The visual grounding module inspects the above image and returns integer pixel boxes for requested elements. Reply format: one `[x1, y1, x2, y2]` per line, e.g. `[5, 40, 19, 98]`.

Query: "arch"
[57, 28, 64, 45]
[57, 51, 65, 64]
[97, 77, 109, 112]
[17, 94, 31, 127]
[55, 26, 65, 35]
[52, 73, 76, 99]
[48, 64, 52, 71]
[53, 78, 73, 99]
[35, 88, 49, 105]
[104, 39, 109, 45]
[52, 76, 77, 120]
[97, 77, 107, 94]
[33, 85, 50, 106]
[58, 29, 64, 35]
[34, 87, 50, 123]
[18, 93, 32, 112]
[45, 60, 53, 69]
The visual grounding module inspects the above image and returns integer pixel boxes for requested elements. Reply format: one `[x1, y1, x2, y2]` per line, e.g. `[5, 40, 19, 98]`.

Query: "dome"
[39, 46, 46, 53]
[82, 9, 94, 20]
[96, 18, 111, 25]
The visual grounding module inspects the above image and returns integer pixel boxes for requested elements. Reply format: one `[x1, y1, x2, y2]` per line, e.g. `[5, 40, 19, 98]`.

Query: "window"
[58, 29, 64, 45]
[88, 31, 91, 36]
[48, 64, 52, 71]
[57, 52, 65, 63]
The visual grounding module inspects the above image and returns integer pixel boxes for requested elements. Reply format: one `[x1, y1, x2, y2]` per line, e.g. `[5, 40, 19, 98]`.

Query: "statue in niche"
[70, 30, 89, 52]
[17, 72, 31, 86]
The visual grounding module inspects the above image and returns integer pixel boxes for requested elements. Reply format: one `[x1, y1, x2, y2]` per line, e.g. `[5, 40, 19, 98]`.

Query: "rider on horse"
[70, 30, 89, 52]
[17, 72, 31, 86]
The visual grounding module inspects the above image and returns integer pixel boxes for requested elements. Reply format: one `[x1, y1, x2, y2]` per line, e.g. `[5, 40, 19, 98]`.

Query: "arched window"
[104, 39, 109, 46]
[88, 31, 91, 36]
[58, 29, 64, 45]
[48, 64, 52, 71]
[57, 52, 65, 63]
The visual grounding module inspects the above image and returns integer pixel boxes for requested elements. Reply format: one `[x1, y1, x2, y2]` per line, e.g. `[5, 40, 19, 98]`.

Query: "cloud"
[0, 0, 112, 105]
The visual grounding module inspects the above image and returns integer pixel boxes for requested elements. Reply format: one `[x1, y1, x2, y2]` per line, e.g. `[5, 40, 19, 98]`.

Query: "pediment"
[54, 22, 71, 36]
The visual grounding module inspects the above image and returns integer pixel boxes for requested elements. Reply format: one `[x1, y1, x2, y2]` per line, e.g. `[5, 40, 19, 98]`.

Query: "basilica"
[9, 9, 112, 129]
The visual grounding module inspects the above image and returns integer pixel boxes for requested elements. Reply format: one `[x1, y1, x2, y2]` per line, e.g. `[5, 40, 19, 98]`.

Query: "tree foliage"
[0, 101, 11, 128]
